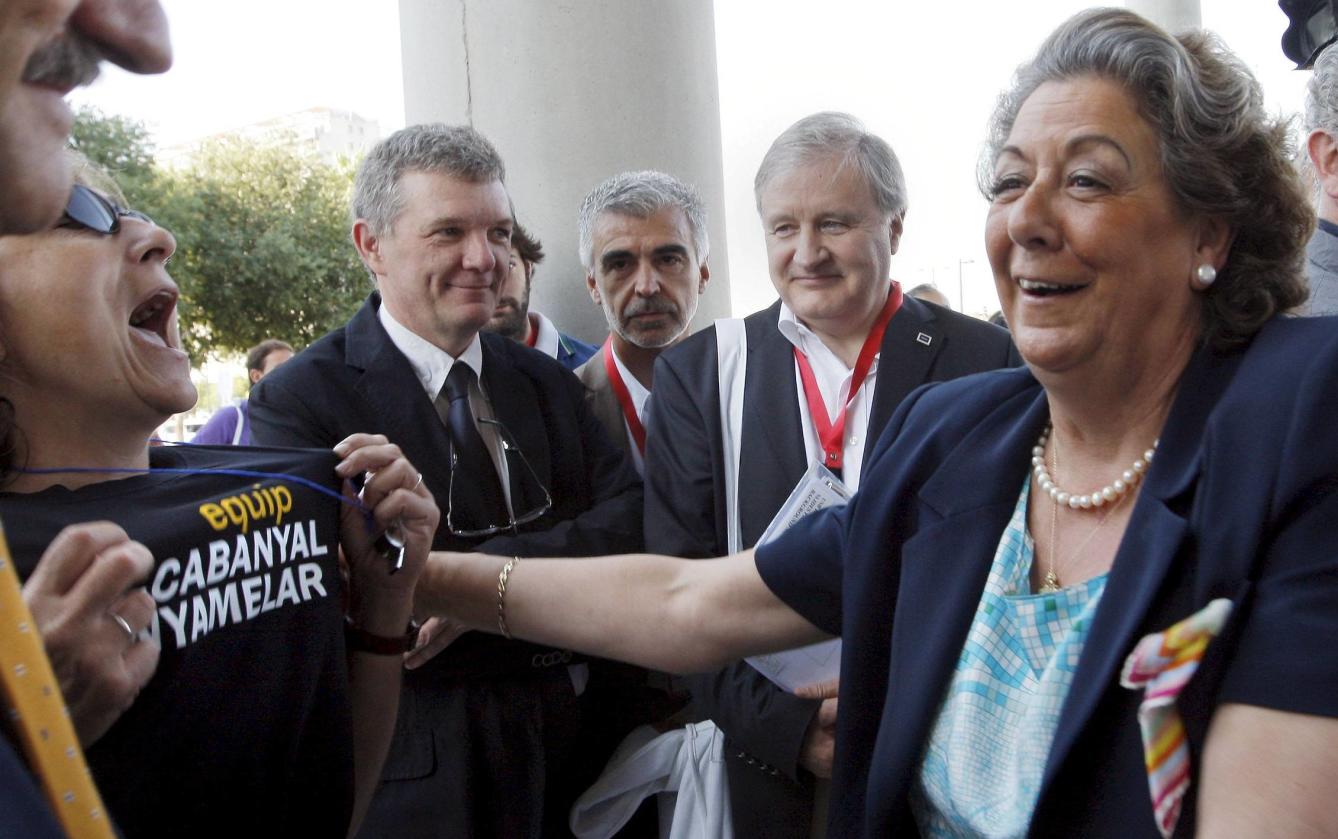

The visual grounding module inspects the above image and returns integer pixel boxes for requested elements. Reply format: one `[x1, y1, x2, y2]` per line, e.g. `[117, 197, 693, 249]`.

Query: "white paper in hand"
[745, 462, 850, 693]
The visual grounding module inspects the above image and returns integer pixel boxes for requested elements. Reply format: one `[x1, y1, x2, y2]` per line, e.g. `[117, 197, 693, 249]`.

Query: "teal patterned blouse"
[910, 481, 1107, 838]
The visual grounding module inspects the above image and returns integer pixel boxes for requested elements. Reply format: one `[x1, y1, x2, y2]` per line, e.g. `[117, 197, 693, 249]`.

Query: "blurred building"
[160, 106, 380, 167]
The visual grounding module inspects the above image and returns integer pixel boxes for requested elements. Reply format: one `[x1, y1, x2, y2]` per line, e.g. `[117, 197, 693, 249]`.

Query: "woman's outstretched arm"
[413, 548, 829, 674]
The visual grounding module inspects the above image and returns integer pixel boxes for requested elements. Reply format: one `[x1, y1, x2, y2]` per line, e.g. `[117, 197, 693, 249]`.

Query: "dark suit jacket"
[250, 293, 644, 839]
[576, 345, 634, 463]
[642, 295, 1021, 835]
[758, 316, 1338, 837]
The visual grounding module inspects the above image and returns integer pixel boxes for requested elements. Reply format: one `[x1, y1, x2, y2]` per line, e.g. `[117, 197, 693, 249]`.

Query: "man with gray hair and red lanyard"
[642, 111, 1021, 836]
[575, 170, 711, 474]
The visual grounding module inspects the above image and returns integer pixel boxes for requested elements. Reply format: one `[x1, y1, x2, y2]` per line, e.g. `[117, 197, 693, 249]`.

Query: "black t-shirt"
[0, 445, 353, 838]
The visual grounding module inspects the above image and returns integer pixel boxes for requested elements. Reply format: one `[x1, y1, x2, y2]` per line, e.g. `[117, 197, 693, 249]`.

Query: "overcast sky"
[71, 1, 1312, 318]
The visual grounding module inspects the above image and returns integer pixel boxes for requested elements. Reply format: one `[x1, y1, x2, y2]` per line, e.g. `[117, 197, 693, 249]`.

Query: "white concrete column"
[398, 0, 732, 343]
[1127, 0, 1202, 32]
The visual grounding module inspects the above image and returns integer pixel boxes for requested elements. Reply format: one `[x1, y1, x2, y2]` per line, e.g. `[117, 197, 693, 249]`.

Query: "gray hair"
[577, 170, 709, 272]
[1307, 45, 1338, 136]
[351, 123, 506, 235]
[982, 7, 1311, 351]
[753, 112, 908, 218]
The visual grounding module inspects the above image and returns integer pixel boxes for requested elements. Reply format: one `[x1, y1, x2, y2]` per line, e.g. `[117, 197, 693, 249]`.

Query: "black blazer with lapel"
[250, 293, 644, 838]
[757, 316, 1338, 837]
[642, 294, 1021, 835]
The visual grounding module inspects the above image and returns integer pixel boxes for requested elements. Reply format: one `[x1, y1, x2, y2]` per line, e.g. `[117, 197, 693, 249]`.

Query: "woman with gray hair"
[411, 9, 1337, 836]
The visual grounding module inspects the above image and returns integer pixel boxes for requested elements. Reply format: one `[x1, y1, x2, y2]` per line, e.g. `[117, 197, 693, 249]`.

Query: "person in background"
[575, 170, 710, 474]
[905, 282, 951, 308]
[410, 10, 1338, 836]
[642, 112, 1019, 837]
[191, 338, 294, 445]
[485, 219, 599, 369]
[251, 123, 643, 839]
[1302, 43, 1338, 314]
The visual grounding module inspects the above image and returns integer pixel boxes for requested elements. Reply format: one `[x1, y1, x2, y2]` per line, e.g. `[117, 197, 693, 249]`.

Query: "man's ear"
[698, 262, 711, 293]
[351, 219, 385, 277]
[888, 211, 906, 255]
[249, 368, 264, 386]
[586, 273, 601, 305]
[1309, 129, 1338, 202]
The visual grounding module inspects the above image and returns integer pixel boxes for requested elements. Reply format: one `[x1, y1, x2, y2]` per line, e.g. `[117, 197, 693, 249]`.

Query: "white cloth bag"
[569, 721, 734, 839]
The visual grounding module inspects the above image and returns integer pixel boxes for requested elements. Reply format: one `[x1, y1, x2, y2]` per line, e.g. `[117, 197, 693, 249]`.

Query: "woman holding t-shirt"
[0, 154, 438, 838]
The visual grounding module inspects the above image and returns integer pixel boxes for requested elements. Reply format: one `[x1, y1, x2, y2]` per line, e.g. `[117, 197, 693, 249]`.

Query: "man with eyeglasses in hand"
[250, 123, 643, 839]
[0, 2, 170, 836]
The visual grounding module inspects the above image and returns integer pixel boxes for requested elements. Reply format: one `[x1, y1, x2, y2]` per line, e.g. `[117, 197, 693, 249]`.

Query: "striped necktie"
[0, 521, 115, 838]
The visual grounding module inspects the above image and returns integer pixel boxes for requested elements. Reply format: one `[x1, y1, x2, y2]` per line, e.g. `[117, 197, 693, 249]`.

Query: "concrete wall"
[398, 0, 732, 343]
[1126, 0, 1201, 32]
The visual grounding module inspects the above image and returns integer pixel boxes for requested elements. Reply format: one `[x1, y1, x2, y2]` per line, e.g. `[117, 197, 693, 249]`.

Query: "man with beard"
[0, 1, 171, 835]
[575, 170, 709, 474]
[485, 220, 598, 369]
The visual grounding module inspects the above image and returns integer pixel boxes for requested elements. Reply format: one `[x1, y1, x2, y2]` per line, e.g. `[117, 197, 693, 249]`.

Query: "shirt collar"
[608, 343, 651, 419]
[378, 303, 484, 399]
[775, 295, 885, 378]
[530, 310, 561, 358]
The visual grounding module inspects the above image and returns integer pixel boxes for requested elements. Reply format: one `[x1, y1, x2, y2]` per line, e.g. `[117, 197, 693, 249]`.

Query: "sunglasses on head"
[57, 184, 153, 235]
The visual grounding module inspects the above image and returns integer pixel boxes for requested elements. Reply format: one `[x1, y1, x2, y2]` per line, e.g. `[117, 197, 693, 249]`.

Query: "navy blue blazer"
[758, 316, 1338, 837]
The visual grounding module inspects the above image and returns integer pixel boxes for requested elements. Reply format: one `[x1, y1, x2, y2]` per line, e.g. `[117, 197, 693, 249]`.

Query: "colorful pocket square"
[1119, 598, 1233, 838]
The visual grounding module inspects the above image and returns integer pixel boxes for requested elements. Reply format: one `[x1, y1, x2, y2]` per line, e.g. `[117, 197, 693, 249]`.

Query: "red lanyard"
[792, 284, 902, 470]
[602, 339, 646, 454]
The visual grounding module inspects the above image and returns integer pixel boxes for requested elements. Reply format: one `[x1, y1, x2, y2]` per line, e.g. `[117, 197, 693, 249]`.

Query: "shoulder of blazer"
[574, 346, 608, 392]
[481, 330, 585, 401]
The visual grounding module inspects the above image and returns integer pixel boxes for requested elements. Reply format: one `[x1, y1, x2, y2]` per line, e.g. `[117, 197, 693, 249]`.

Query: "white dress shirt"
[776, 300, 881, 491]
[377, 305, 513, 509]
[379, 304, 588, 693]
[529, 311, 562, 359]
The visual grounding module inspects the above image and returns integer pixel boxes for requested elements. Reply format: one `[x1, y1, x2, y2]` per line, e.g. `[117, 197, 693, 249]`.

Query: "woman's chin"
[1011, 327, 1095, 377]
[145, 383, 199, 426]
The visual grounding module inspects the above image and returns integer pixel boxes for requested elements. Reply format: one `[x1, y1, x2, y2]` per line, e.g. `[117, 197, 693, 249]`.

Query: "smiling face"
[355, 170, 513, 356]
[587, 206, 708, 349]
[0, 188, 193, 440]
[758, 157, 902, 342]
[985, 76, 1225, 381]
[0, 0, 171, 234]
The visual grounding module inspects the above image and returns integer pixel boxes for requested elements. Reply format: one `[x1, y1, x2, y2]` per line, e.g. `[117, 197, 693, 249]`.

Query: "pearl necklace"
[1031, 423, 1158, 511]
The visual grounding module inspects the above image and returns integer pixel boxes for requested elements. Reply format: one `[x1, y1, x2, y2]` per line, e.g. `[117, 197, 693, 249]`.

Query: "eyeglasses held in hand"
[58, 184, 154, 235]
[446, 417, 553, 538]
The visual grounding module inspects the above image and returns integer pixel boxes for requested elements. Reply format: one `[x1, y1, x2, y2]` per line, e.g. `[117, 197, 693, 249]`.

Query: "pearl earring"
[1195, 264, 1217, 286]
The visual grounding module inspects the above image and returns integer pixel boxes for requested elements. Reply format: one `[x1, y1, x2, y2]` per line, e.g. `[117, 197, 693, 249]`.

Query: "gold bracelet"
[497, 556, 520, 640]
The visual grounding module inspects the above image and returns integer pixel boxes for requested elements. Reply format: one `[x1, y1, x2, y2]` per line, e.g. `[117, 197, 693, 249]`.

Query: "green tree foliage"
[71, 109, 369, 360]
[69, 106, 157, 192]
